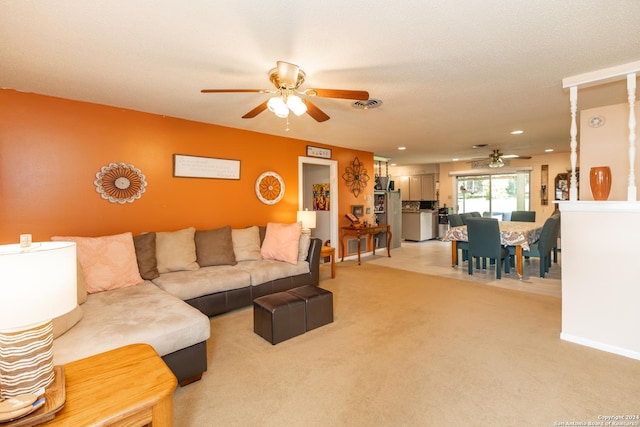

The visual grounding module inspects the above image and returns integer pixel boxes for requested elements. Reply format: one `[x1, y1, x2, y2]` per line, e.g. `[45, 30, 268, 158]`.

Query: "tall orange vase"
[589, 166, 612, 200]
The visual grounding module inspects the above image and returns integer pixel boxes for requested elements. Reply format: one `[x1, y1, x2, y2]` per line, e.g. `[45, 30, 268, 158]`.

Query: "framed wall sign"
[173, 154, 240, 179]
[306, 145, 332, 159]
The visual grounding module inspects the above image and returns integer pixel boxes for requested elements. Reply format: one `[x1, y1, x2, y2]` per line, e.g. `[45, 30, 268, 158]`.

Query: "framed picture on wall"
[306, 145, 332, 159]
[351, 204, 364, 218]
[312, 183, 330, 211]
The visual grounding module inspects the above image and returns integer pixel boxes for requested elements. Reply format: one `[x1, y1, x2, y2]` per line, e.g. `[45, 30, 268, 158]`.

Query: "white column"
[569, 86, 579, 201]
[627, 73, 637, 201]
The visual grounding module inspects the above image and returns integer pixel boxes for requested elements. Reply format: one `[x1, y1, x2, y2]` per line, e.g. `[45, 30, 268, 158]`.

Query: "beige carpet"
[173, 262, 640, 426]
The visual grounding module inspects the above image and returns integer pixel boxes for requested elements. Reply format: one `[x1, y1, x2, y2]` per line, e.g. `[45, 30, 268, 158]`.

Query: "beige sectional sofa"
[51, 223, 322, 386]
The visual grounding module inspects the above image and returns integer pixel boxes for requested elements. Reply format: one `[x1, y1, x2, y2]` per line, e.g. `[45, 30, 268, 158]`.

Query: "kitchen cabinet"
[402, 211, 436, 241]
[400, 174, 436, 200]
[419, 174, 435, 200]
[396, 176, 410, 200]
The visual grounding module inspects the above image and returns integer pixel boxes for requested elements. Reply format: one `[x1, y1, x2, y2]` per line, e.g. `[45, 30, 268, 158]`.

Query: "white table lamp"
[0, 241, 77, 398]
[297, 209, 317, 235]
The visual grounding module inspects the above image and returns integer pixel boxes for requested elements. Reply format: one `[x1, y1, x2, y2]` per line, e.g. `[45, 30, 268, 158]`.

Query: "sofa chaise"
[51, 223, 322, 386]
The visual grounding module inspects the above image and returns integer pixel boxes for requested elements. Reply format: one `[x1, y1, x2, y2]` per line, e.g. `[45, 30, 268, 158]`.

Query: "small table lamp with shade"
[297, 209, 317, 235]
[0, 238, 77, 408]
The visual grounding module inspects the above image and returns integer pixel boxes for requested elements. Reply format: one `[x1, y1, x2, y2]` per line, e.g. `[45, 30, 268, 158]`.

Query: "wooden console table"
[340, 224, 392, 265]
[40, 343, 177, 427]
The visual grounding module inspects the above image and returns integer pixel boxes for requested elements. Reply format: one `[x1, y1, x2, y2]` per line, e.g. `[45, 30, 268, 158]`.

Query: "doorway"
[298, 157, 339, 250]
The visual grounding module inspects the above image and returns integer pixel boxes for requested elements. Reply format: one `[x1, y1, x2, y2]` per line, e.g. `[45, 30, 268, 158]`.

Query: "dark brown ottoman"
[287, 285, 333, 331]
[253, 292, 306, 344]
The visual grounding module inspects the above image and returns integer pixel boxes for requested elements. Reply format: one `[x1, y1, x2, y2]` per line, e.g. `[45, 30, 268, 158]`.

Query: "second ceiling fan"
[201, 61, 370, 122]
[470, 149, 532, 168]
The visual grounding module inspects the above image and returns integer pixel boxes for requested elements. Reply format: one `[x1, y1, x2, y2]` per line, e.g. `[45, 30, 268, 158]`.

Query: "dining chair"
[511, 210, 536, 222]
[448, 214, 468, 265]
[448, 214, 464, 227]
[459, 212, 475, 224]
[469, 212, 482, 218]
[465, 218, 510, 279]
[507, 215, 559, 278]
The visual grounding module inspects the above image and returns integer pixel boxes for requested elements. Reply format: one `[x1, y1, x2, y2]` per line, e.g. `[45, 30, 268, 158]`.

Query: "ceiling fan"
[471, 149, 532, 168]
[201, 61, 370, 123]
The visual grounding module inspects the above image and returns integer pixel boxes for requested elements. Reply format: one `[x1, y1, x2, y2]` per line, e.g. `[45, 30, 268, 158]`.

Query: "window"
[456, 171, 530, 217]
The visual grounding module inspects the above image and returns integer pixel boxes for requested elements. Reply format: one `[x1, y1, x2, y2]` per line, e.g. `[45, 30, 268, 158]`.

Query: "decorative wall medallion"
[94, 162, 146, 204]
[255, 171, 285, 205]
[342, 156, 370, 198]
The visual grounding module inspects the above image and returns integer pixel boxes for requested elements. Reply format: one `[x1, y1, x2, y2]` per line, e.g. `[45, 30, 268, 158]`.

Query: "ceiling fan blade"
[201, 89, 268, 94]
[242, 101, 268, 119]
[502, 154, 532, 159]
[304, 88, 370, 100]
[304, 100, 330, 122]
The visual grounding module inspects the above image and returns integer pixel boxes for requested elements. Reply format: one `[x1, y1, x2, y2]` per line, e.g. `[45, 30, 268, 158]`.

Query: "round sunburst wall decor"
[94, 162, 147, 204]
[255, 171, 285, 205]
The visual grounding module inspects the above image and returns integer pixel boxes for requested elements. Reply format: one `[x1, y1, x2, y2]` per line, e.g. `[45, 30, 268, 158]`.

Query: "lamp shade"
[0, 241, 77, 330]
[297, 210, 317, 230]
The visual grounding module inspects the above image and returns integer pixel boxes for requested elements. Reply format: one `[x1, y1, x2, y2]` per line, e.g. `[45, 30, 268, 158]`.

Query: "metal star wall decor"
[342, 157, 370, 198]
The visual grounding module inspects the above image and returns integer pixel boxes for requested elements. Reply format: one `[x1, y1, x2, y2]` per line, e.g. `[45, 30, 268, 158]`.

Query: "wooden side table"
[340, 224, 392, 265]
[320, 245, 335, 279]
[40, 343, 177, 427]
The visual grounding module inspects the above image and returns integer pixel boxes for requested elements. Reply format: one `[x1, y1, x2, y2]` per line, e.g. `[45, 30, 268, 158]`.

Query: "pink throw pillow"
[52, 232, 143, 294]
[260, 222, 302, 264]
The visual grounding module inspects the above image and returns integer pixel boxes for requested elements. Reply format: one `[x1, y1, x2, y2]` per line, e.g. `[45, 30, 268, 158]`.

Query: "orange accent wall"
[0, 89, 373, 245]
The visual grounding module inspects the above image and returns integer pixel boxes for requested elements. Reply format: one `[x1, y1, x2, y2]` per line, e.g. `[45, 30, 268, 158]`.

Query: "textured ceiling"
[2, 1, 640, 165]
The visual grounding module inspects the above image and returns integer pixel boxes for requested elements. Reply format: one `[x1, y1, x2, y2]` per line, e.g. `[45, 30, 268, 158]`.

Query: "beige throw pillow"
[298, 233, 311, 262]
[155, 227, 199, 273]
[232, 226, 262, 261]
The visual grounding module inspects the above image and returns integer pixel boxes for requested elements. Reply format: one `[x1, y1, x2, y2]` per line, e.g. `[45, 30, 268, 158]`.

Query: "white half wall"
[559, 201, 640, 360]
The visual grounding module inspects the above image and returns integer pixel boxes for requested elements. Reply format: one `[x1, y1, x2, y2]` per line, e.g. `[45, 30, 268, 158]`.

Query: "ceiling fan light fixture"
[286, 95, 307, 116]
[489, 157, 504, 168]
[267, 96, 289, 118]
[276, 61, 300, 88]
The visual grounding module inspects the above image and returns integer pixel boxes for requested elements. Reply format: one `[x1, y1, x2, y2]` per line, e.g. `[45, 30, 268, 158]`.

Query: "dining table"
[442, 221, 544, 278]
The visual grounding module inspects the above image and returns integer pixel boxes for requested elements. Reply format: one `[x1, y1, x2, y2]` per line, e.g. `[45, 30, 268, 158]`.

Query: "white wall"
[559, 202, 640, 359]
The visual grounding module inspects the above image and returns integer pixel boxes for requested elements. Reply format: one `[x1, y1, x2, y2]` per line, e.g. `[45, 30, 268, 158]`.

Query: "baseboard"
[560, 332, 640, 361]
[340, 251, 374, 262]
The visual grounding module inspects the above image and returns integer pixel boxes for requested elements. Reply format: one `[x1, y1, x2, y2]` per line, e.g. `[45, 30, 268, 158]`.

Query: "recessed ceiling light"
[545, 148, 554, 152]
[472, 144, 488, 149]
[452, 158, 459, 161]
[511, 130, 524, 135]
[398, 146, 406, 150]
